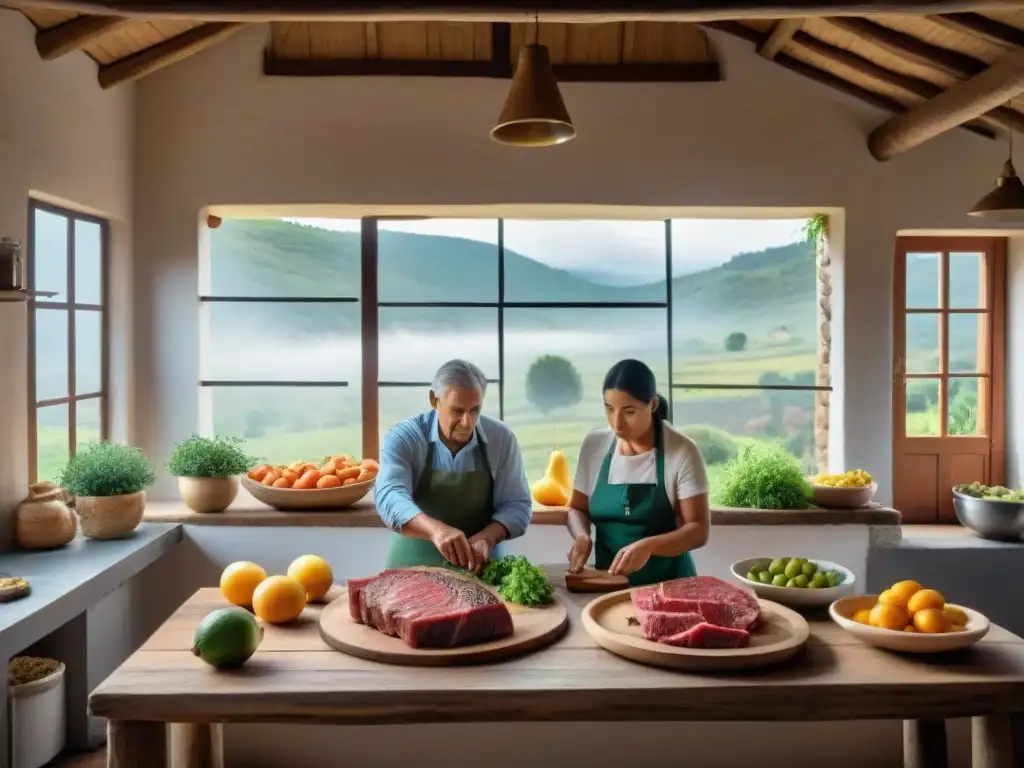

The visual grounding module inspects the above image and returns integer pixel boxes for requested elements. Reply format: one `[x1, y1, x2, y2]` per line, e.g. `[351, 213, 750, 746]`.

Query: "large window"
[29, 202, 108, 482]
[204, 216, 826, 490]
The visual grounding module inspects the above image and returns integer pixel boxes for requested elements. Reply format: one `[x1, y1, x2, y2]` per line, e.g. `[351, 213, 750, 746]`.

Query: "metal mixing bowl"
[952, 492, 1024, 541]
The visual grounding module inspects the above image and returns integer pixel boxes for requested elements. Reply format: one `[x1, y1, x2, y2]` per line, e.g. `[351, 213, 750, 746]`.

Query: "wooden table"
[91, 573, 1024, 768]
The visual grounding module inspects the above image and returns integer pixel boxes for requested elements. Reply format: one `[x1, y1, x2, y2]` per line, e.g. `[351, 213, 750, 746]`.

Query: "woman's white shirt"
[572, 422, 710, 507]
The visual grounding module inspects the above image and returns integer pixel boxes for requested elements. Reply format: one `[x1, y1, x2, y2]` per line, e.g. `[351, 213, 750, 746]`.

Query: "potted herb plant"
[714, 444, 812, 510]
[169, 435, 256, 513]
[57, 442, 156, 539]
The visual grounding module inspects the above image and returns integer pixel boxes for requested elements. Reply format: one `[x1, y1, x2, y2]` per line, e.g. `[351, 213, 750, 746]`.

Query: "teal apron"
[384, 431, 501, 568]
[589, 424, 697, 587]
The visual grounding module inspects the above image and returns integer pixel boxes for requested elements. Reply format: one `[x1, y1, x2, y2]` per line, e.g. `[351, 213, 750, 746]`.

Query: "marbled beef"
[631, 576, 760, 648]
[347, 569, 514, 649]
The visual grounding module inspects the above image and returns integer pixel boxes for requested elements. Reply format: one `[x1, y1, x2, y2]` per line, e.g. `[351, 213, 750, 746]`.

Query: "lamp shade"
[968, 159, 1024, 219]
[491, 44, 575, 147]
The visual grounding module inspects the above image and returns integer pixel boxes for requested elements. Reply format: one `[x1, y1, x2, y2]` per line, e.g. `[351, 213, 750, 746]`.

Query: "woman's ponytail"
[653, 393, 670, 422]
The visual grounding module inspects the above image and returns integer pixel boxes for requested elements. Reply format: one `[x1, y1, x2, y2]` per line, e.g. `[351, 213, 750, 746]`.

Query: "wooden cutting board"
[320, 582, 569, 666]
[564, 568, 630, 593]
[581, 589, 809, 672]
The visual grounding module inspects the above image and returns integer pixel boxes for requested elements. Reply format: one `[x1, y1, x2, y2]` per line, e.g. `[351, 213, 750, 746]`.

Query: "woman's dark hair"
[602, 359, 669, 421]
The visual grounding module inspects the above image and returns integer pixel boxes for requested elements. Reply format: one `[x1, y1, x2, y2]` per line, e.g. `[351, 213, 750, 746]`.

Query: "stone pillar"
[815, 222, 832, 472]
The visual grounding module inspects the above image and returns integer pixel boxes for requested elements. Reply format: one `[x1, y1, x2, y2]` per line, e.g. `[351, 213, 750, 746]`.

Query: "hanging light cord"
[534, 10, 540, 45]
[1009, 100, 1014, 163]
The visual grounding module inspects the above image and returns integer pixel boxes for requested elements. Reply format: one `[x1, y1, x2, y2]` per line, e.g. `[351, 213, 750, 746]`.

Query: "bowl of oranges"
[829, 580, 989, 653]
[242, 455, 378, 511]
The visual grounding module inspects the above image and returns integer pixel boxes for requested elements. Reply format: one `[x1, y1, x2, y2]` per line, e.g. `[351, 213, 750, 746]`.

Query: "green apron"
[384, 431, 500, 568]
[589, 424, 697, 587]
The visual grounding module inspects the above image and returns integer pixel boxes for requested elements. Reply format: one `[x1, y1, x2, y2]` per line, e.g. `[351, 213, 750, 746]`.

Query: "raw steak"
[637, 609, 703, 640]
[658, 623, 751, 649]
[632, 576, 760, 633]
[347, 569, 514, 649]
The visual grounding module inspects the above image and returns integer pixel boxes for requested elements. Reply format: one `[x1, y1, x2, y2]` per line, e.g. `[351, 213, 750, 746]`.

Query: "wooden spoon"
[565, 568, 629, 593]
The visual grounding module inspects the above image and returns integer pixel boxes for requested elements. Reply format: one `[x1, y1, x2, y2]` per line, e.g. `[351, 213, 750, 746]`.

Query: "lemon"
[944, 605, 969, 626]
[852, 608, 872, 625]
[220, 561, 268, 608]
[913, 608, 952, 634]
[252, 576, 306, 624]
[287, 555, 335, 603]
[907, 589, 945, 616]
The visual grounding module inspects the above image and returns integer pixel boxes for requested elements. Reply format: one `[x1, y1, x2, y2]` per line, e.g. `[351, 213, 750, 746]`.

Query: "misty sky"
[287, 217, 806, 282]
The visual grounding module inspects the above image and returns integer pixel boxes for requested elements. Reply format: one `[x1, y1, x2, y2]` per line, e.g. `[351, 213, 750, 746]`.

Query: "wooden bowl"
[76, 491, 146, 539]
[731, 557, 856, 607]
[829, 595, 989, 653]
[241, 475, 374, 511]
[810, 481, 877, 509]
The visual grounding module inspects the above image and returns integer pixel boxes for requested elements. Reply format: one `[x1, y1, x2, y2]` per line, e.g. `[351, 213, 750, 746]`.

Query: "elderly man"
[376, 359, 532, 571]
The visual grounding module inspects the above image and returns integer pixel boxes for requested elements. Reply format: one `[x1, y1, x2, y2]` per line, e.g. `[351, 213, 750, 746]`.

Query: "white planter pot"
[10, 662, 65, 768]
[178, 476, 239, 513]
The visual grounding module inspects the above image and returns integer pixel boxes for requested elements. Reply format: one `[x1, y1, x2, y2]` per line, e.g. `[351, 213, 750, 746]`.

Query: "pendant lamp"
[969, 106, 1024, 219]
[491, 14, 575, 147]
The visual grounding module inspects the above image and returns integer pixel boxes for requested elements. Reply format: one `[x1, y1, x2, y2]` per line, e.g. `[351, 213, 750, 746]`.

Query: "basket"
[75, 491, 146, 539]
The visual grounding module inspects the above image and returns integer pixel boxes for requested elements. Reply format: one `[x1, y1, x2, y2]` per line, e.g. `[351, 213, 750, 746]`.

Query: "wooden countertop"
[142, 490, 901, 528]
[90, 568, 1024, 725]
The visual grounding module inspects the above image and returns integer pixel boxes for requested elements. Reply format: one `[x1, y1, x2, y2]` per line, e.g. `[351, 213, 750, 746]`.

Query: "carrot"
[342, 477, 357, 486]
[336, 467, 361, 482]
[261, 472, 280, 486]
[317, 474, 342, 489]
[281, 470, 299, 483]
[320, 460, 339, 475]
[272, 477, 294, 488]
[248, 464, 272, 482]
[356, 469, 373, 483]
[360, 459, 379, 472]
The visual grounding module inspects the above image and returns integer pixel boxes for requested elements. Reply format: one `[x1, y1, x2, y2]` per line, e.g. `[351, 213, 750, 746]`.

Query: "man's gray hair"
[431, 359, 488, 395]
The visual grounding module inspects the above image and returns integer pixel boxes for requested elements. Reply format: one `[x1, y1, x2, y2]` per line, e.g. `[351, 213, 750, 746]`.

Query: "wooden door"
[892, 236, 1006, 523]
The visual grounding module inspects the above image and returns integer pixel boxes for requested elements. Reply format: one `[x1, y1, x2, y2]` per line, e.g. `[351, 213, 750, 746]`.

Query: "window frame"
[202, 216, 832, 468]
[27, 199, 110, 482]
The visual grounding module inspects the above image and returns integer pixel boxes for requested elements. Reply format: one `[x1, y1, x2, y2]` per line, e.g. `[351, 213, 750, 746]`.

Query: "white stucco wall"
[0, 9, 135, 551]
[130, 24, 1015, 505]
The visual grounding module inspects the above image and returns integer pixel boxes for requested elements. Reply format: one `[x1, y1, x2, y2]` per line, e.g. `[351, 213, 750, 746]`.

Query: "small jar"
[15, 482, 77, 549]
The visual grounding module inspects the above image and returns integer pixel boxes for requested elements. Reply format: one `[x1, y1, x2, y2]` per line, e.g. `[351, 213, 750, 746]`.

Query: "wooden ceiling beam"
[758, 18, 803, 60]
[791, 30, 1024, 132]
[263, 55, 722, 82]
[827, 16, 986, 79]
[97, 21, 248, 88]
[8, 0, 1024, 23]
[868, 48, 1024, 159]
[703, 20, 997, 140]
[36, 14, 130, 59]
[931, 12, 1024, 49]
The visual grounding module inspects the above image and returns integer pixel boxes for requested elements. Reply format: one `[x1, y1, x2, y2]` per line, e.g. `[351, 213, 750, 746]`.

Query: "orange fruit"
[885, 581, 922, 608]
[317, 474, 342, 489]
[852, 608, 872, 625]
[287, 555, 334, 602]
[252, 576, 306, 624]
[913, 607, 953, 634]
[907, 589, 945, 616]
[220, 561, 268, 608]
[943, 606, 969, 626]
[904, 625, 918, 632]
[952, 624, 966, 632]
[877, 589, 901, 608]
[869, 603, 909, 631]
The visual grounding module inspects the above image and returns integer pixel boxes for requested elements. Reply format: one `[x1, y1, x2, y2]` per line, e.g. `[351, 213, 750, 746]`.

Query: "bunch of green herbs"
[58, 442, 156, 498]
[168, 435, 258, 478]
[714, 443, 812, 510]
[444, 554, 554, 607]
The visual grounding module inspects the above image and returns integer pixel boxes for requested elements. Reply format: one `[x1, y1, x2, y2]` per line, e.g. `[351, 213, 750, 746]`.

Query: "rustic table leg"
[169, 723, 224, 768]
[903, 719, 948, 768]
[107, 720, 167, 768]
[972, 715, 1015, 768]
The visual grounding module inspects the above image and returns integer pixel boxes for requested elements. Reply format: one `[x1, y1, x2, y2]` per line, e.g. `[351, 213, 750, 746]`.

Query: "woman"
[566, 359, 711, 586]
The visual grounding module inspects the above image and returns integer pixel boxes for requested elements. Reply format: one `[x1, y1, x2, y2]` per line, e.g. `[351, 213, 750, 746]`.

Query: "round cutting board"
[582, 588, 809, 672]
[320, 586, 569, 666]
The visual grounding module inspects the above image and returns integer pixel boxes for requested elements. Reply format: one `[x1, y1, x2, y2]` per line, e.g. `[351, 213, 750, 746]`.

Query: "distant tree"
[526, 355, 583, 416]
[724, 331, 747, 352]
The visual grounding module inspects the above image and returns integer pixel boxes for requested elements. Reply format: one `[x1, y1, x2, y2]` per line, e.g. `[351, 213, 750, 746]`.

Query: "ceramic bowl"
[241, 475, 374, 511]
[730, 557, 856, 607]
[810, 482, 877, 509]
[829, 595, 989, 653]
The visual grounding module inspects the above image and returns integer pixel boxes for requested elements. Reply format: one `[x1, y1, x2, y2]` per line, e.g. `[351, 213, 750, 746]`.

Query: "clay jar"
[15, 482, 77, 549]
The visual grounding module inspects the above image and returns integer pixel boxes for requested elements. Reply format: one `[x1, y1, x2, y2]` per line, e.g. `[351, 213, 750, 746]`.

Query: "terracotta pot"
[76, 491, 146, 539]
[15, 482, 77, 549]
[178, 476, 238, 513]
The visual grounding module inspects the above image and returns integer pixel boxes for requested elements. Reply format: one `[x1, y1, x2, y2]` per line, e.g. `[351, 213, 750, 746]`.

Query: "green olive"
[772, 574, 788, 587]
[783, 560, 803, 580]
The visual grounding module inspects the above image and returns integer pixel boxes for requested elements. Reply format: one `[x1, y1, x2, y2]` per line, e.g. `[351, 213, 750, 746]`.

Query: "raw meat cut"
[347, 569, 514, 649]
[657, 623, 751, 649]
[636, 609, 703, 640]
[633, 576, 760, 632]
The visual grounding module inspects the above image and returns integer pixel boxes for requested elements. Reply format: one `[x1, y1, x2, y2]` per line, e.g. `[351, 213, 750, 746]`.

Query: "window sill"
[142, 496, 901, 528]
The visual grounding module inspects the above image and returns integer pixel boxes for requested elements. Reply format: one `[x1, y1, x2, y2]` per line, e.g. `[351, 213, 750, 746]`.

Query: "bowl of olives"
[730, 557, 856, 607]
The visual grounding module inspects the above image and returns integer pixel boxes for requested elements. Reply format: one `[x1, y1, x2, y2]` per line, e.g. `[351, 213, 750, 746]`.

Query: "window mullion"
[497, 219, 505, 421]
[361, 218, 380, 460]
